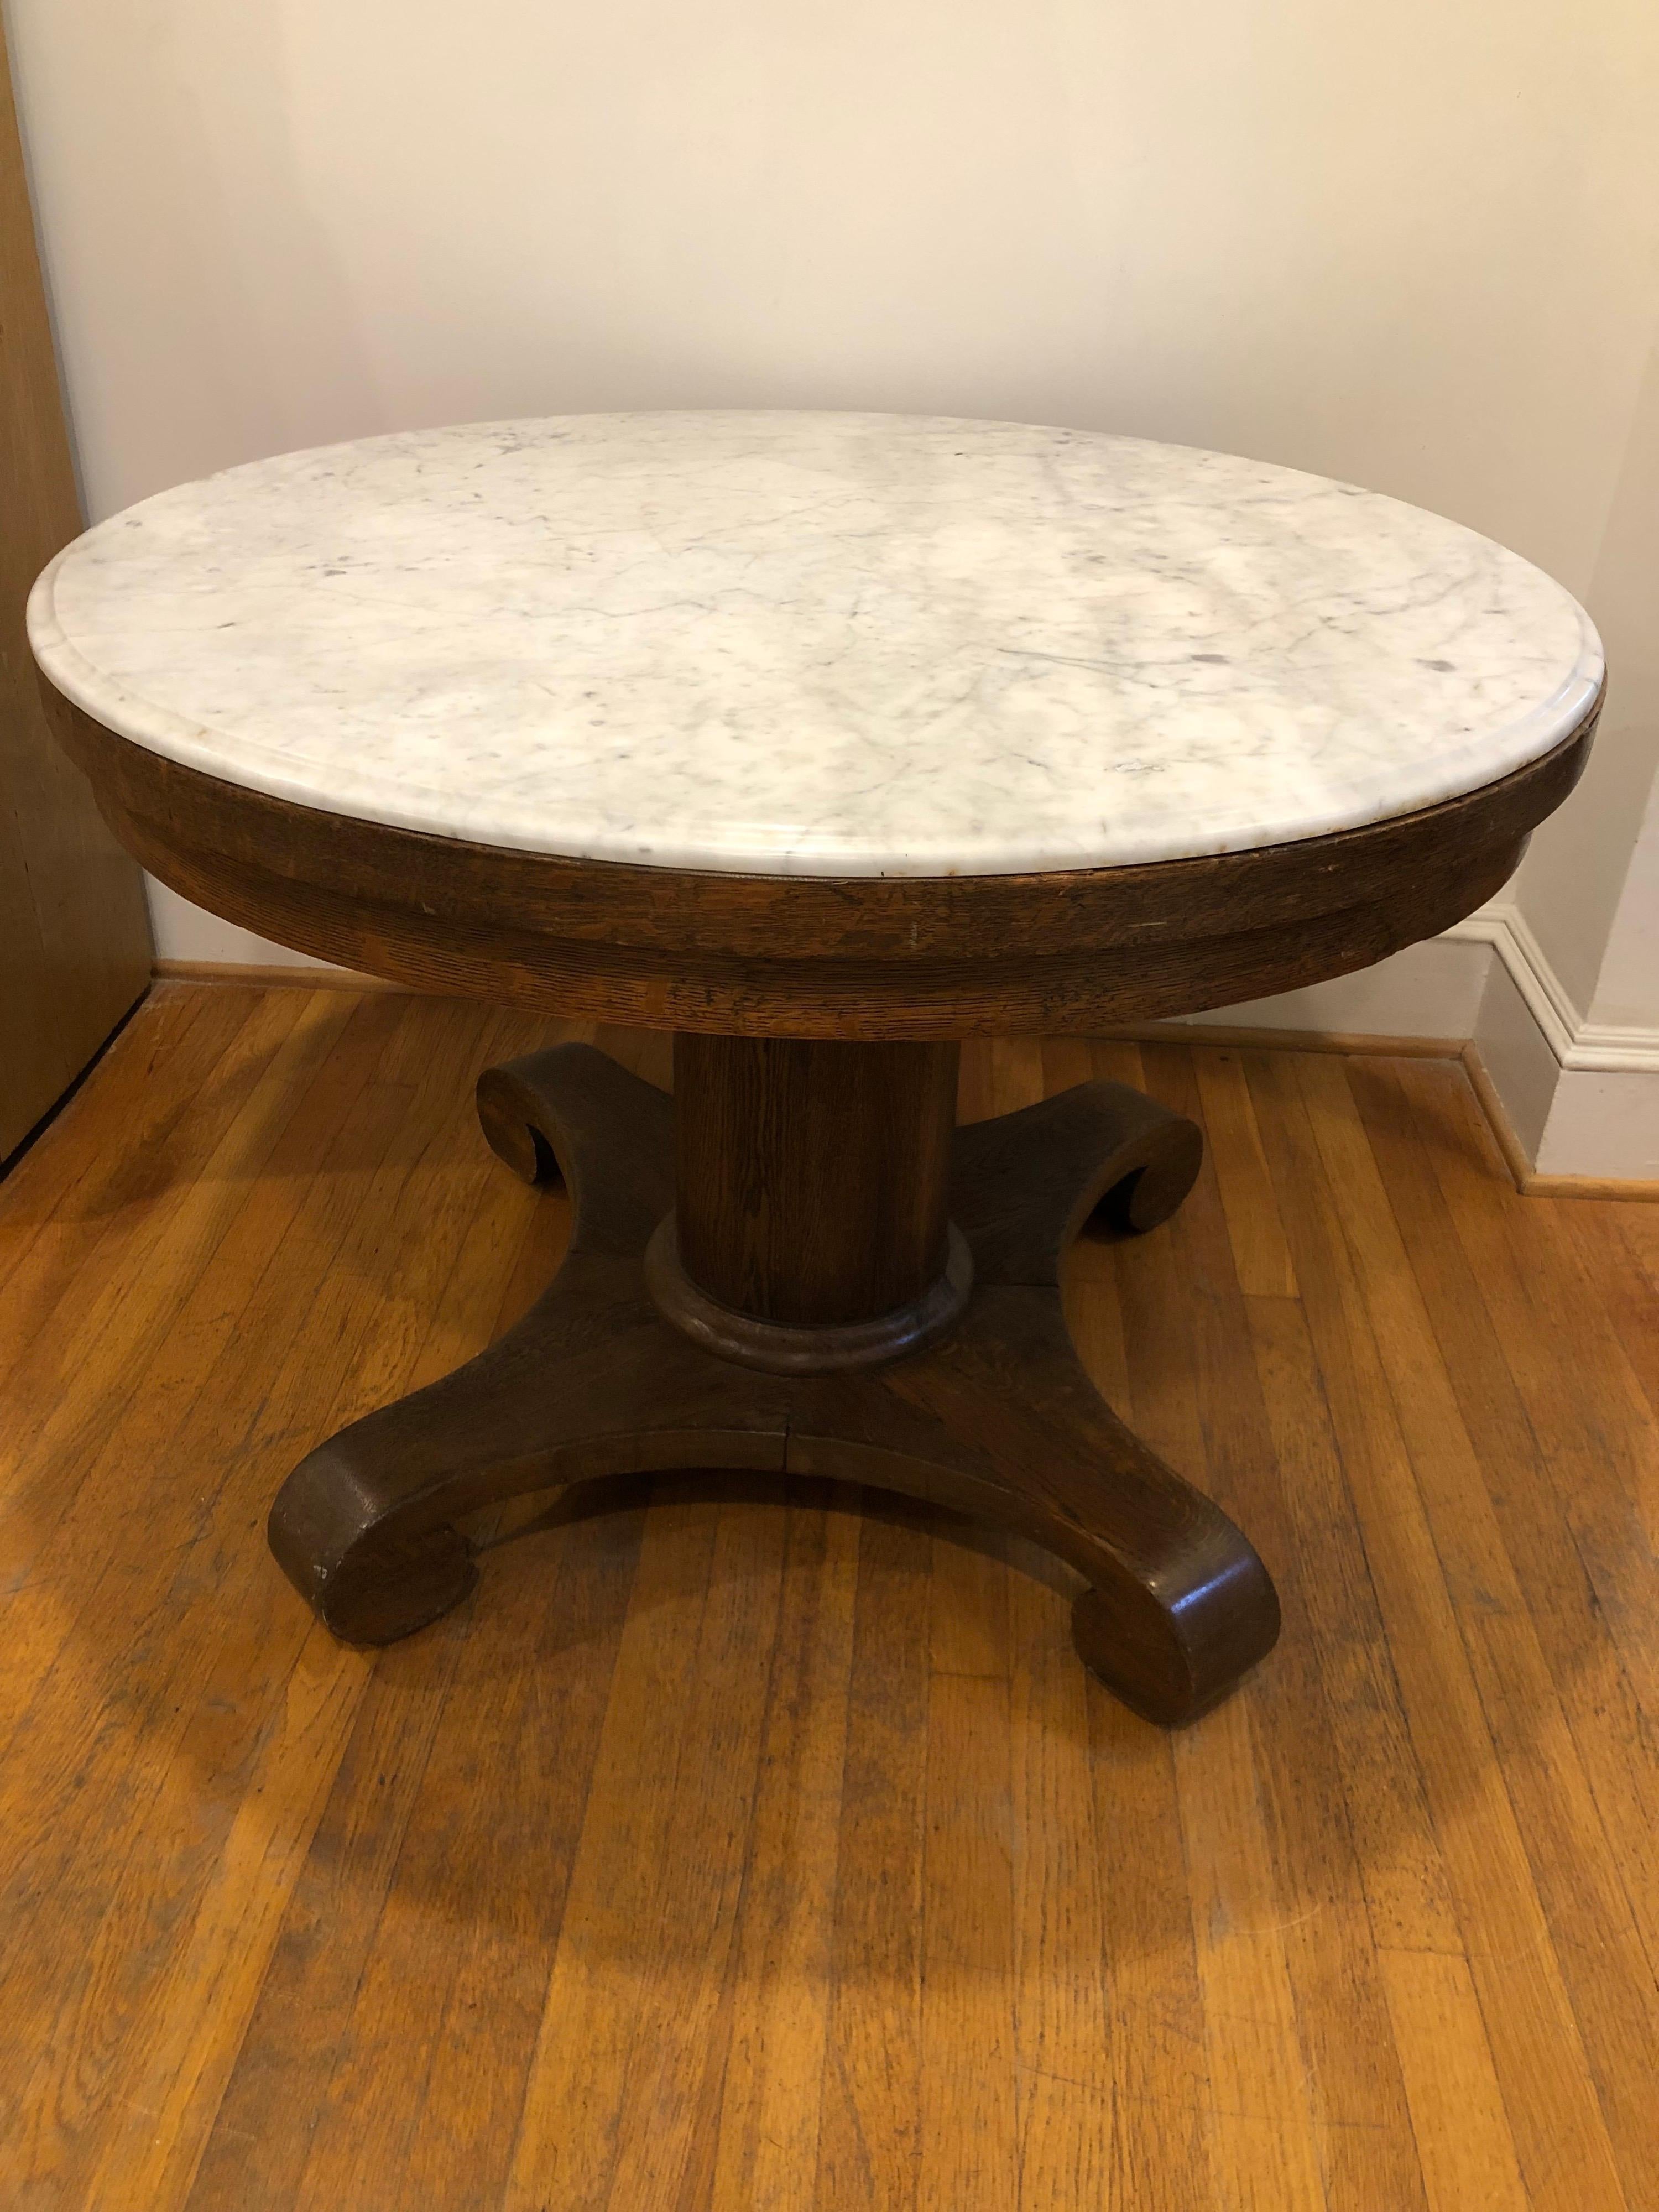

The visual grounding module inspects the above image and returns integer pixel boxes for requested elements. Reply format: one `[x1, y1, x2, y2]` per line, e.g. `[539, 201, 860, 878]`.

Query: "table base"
[268, 1042, 1280, 1726]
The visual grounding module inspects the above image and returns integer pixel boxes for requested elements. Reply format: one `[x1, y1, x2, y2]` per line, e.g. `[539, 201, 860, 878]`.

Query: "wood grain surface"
[48, 693, 1599, 1037]
[2, 984, 1656, 2209]
[673, 1034, 959, 1322]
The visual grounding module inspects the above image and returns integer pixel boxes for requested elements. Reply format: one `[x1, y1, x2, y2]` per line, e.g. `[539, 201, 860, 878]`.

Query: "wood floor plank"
[498, 1492, 785, 2211]
[1240, 1289, 1460, 1958]
[0, 996, 452, 1815]
[812, 1507, 930, 2212]
[1327, 1058, 1659, 2196]
[0, 988, 324, 1556]
[75, 1624, 372, 2212]
[0, 995, 395, 1710]
[1360, 1063, 1659, 1974]
[1244, 1051, 1626, 2212]
[1139, 1044, 1427, 2210]
[1156, 1053, 1458, 1965]
[283, 1508, 641, 2212]
[705, 1496, 861, 2211]
[1380, 1948, 1531, 2212]
[919, 1552, 1017, 2212]
[1086, 1694, 1214, 2212]
[394, 1504, 648, 2212]
[1173, 1700, 1329, 2212]
[185, 1133, 564, 2211]
[0, 983, 244, 1298]
[1390, 1065, 1659, 1710]
[1118, 1052, 1331, 2212]
[182, 1599, 482, 2212]
[593, 1495, 796, 2211]
[0, 999, 512, 2203]
[1190, 1049, 1299, 1299]
[1004, 1538, 1112, 2212]
[4, 990, 1657, 2210]
[1065, 1241, 1215, 2212]
[0, 994, 392, 2015]
[1560, 1202, 1659, 1426]
[1039, 1034, 1099, 1099]
[0, 988, 301, 1393]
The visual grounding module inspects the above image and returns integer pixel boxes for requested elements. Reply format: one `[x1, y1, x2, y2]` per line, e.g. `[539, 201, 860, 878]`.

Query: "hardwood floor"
[1, 983, 1656, 2211]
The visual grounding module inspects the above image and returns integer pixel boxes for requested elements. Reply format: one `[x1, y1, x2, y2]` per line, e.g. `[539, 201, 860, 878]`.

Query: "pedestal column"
[649, 1037, 973, 1371]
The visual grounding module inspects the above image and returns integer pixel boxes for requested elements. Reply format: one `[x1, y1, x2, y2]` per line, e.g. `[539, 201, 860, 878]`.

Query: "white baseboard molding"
[1448, 901, 1659, 1074]
[1462, 905, 1659, 1187]
[1464, 1042, 1659, 1198]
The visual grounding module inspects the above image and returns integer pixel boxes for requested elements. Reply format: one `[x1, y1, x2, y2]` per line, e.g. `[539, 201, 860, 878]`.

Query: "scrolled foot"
[952, 1078, 1203, 1284]
[269, 1457, 477, 1645]
[268, 1044, 686, 1642]
[1070, 1547, 1281, 1727]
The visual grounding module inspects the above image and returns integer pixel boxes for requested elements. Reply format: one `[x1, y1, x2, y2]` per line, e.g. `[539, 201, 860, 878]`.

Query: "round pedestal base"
[270, 1040, 1281, 1727]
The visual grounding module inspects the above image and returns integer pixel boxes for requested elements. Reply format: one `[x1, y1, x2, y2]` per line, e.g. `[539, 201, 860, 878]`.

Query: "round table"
[29, 412, 1603, 1724]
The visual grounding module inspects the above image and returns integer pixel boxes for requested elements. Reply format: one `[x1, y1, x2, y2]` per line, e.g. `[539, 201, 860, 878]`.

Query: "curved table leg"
[268, 1045, 1279, 1723]
[862, 1296, 1277, 1725]
[792, 1087, 1277, 1723]
[268, 1044, 782, 1642]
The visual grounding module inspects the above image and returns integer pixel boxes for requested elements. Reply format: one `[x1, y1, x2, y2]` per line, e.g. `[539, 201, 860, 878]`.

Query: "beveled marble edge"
[28, 547, 1604, 879]
[28, 408, 1606, 879]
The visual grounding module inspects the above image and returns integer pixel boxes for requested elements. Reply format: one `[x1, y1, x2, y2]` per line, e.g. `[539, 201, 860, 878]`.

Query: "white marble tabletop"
[29, 412, 1601, 879]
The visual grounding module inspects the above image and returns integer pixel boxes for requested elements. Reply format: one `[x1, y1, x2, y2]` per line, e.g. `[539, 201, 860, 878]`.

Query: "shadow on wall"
[1515, 321, 1659, 1029]
[12, 0, 383, 512]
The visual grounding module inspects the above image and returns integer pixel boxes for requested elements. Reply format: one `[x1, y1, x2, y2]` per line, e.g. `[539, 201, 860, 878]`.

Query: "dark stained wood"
[268, 1040, 1278, 1725]
[0, 26, 150, 1159]
[46, 692, 1598, 1039]
[672, 1035, 959, 1322]
[651, 1034, 971, 1373]
[644, 1212, 975, 1374]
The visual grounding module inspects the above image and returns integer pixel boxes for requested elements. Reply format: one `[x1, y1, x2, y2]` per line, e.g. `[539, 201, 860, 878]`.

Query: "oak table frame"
[50, 691, 1600, 1724]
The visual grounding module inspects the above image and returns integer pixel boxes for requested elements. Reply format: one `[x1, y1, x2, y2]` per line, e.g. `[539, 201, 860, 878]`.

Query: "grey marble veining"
[27, 412, 1602, 877]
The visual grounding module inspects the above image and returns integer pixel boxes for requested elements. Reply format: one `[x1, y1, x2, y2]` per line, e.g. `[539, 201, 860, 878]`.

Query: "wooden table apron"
[49, 692, 1601, 1724]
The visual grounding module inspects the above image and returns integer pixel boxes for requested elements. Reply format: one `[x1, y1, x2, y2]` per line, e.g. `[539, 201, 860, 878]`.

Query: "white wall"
[1512, 326, 1659, 1025]
[8, 0, 1659, 1134]
[1592, 764, 1659, 1035]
